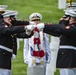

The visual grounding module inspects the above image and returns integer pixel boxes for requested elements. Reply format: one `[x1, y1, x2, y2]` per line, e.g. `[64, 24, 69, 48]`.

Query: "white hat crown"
[0, 5, 8, 12]
[2, 10, 18, 18]
[66, 2, 76, 11]
[69, 11, 76, 17]
[29, 12, 42, 21]
[66, 2, 76, 7]
[64, 9, 76, 17]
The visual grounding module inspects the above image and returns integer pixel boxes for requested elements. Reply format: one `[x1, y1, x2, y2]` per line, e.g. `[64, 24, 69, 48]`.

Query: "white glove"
[26, 25, 35, 31]
[12, 54, 16, 60]
[36, 23, 45, 31]
[26, 25, 35, 35]
[26, 30, 32, 35]
[24, 60, 28, 64]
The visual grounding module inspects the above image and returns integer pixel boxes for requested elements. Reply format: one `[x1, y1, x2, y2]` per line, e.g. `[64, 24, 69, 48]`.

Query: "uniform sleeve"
[16, 20, 29, 25]
[43, 24, 61, 36]
[12, 20, 29, 26]
[12, 37, 17, 55]
[43, 24, 76, 36]
[16, 31, 33, 38]
[1, 26, 25, 35]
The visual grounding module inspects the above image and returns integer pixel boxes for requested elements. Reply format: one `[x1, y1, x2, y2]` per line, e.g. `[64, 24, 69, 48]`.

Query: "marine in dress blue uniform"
[35, 8, 76, 75]
[0, 10, 34, 75]
[7, 10, 33, 59]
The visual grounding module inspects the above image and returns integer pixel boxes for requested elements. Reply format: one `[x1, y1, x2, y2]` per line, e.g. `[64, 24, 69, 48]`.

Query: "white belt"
[0, 45, 13, 52]
[59, 45, 76, 50]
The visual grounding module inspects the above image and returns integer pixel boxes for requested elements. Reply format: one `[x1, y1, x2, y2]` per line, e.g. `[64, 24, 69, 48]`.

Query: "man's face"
[63, 17, 70, 20]
[32, 19, 41, 25]
[4, 17, 12, 25]
[69, 17, 75, 24]
[59, 16, 70, 25]
[10, 16, 16, 21]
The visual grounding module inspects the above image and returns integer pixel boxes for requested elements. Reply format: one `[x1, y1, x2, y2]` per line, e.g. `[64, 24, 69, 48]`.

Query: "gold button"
[62, 52, 64, 54]
[3, 53, 5, 55]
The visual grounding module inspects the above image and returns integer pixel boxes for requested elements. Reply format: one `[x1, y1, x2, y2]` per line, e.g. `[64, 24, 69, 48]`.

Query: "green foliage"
[0, 0, 76, 75]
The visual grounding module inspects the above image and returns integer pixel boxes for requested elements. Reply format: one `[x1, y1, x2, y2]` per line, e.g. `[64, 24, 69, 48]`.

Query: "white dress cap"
[68, 11, 76, 17]
[64, 8, 73, 15]
[5, 10, 18, 16]
[0, 5, 8, 12]
[64, 8, 76, 17]
[66, 2, 76, 11]
[29, 12, 42, 21]
[66, 2, 76, 7]
[2, 10, 18, 18]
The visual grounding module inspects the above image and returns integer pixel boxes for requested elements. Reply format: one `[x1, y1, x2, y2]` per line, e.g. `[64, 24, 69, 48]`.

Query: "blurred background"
[0, 0, 76, 75]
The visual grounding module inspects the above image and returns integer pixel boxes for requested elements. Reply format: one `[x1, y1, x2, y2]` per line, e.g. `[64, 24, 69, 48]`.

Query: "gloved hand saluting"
[36, 23, 45, 31]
